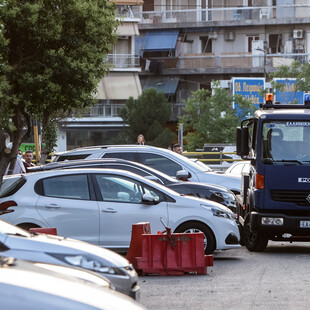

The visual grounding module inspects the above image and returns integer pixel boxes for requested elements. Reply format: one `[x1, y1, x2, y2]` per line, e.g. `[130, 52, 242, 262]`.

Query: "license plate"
[300, 221, 310, 228]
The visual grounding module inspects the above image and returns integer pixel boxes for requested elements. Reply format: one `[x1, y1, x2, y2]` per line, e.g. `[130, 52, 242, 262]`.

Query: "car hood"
[1, 232, 130, 268]
[176, 193, 234, 214]
[195, 171, 241, 192]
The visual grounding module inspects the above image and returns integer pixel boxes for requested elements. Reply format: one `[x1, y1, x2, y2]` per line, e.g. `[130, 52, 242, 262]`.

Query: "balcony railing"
[82, 102, 186, 119]
[142, 53, 310, 72]
[105, 54, 140, 68]
[139, 5, 310, 24]
[115, 5, 142, 19]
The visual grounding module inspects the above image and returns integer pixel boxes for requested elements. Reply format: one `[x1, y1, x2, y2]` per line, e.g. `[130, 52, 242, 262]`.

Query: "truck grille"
[271, 190, 310, 206]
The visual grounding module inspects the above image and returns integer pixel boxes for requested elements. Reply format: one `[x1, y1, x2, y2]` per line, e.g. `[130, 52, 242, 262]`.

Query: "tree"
[179, 82, 256, 151]
[117, 88, 175, 147]
[0, 0, 118, 181]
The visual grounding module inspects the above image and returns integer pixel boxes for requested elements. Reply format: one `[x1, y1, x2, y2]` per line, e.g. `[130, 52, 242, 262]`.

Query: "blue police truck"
[236, 93, 310, 251]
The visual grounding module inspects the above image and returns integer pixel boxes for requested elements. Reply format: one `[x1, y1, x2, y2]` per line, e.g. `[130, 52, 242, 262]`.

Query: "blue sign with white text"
[233, 78, 265, 117]
[274, 79, 304, 104]
[233, 78, 265, 106]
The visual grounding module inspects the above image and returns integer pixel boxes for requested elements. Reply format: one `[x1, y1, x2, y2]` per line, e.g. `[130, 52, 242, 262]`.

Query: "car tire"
[175, 221, 215, 254]
[17, 223, 40, 231]
[244, 221, 268, 252]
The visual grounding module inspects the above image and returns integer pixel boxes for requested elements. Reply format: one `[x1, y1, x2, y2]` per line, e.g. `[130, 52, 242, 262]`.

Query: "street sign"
[273, 78, 304, 104]
[233, 77, 265, 106]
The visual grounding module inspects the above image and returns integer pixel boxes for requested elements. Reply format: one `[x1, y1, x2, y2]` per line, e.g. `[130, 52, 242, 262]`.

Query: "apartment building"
[137, 0, 310, 107]
[56, 0, 310, 151]
[56, 0, 143, 151]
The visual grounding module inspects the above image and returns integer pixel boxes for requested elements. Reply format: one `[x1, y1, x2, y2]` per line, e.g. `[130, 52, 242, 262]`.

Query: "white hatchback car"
[53, 145, 241, 193]
[0, 169, 240, 254]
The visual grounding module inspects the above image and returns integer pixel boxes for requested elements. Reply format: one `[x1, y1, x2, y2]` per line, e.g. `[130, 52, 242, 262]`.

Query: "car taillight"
[0, 200, 17, 211]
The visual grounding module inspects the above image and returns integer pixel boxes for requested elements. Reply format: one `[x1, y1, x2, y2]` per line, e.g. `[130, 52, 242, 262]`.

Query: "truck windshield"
[261, 120, 310, 164]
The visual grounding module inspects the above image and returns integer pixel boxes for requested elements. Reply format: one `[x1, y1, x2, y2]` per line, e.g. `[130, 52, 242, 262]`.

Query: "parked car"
[29, 158, 237, 212]
[0, 219, 140, 299]
[0, 256, 145, 310]
[0, 169, 240, 254]
[52, 145, 241, 193]
[224, 161, 251, 176]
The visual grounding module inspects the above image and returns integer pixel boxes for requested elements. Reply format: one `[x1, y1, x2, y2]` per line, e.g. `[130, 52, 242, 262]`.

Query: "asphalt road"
[138, 242, 310, 310]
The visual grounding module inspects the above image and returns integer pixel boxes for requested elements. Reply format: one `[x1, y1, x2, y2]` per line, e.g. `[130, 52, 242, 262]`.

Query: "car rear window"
[54, 154, 90, 162]
[0, 176, 26, 198]
[103, 152, 135, 161]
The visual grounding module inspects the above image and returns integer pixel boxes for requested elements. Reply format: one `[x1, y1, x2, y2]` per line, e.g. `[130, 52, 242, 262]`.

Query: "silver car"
[0, 220, 140, 300]
[0, 256, 145, 310]
[53, 145, 241, 193]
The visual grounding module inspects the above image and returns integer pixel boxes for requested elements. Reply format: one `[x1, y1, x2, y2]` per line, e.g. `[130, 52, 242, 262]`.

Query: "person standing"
[172, 143, 183, 155]
[5, 143, 26, 175]
[23, 150, 35, 170]
[137, 134, 145, 145]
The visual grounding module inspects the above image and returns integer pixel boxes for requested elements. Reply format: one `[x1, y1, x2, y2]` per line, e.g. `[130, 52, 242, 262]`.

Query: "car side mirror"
[236, 126, 249, 157]
[175, 170, 191, 181]
[142, 193, 159, 205]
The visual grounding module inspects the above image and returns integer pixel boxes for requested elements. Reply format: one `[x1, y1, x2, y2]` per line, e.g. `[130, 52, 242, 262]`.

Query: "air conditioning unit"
[293, 29, 303, 39]
[209, 31, 218, 39]
[224, 31, 235, 41]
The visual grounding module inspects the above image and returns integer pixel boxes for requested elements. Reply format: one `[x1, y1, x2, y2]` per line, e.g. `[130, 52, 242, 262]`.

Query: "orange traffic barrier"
[125, 222, 151, 267]
[29, 227, 58, 235]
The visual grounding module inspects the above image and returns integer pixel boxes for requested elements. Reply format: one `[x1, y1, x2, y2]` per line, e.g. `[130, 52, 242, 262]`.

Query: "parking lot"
[138, 242, 310, 310]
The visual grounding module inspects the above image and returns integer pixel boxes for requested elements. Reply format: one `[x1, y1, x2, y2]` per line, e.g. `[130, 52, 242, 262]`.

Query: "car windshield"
[0, 176, 26, 198]
[0, 220, 31, 237]
[171, 153, 212, 172]
[261, 120, 310, 164]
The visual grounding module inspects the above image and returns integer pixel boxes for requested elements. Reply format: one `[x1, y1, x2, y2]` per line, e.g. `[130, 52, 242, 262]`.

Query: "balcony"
[138, 5, 310, 26]
[82, 102, 186, 121]
[141, 53, 310, 75]
[105, 54, 140, 69]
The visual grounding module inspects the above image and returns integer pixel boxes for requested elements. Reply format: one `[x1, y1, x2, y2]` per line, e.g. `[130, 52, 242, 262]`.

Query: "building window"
[200, 36, 212, 53]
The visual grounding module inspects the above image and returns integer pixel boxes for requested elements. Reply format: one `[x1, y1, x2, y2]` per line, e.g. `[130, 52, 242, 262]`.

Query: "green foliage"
[0, 0, 118, 178]
[179, 82, 256, 151]
[117, 88, 175, 147]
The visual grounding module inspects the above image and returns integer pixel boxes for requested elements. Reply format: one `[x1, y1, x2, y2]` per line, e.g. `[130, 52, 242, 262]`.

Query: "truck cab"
[236, 94, 310, 251]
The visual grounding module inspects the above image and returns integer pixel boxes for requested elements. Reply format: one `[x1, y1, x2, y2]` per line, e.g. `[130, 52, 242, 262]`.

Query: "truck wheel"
[244, 222, 268, 252]
[175, 222, 215, 254]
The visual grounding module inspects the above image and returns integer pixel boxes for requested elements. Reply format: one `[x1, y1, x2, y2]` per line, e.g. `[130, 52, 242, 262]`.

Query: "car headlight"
[210, 190, 235, 200]
[201, 204, 235, 220]
[47, 253, 126, 276]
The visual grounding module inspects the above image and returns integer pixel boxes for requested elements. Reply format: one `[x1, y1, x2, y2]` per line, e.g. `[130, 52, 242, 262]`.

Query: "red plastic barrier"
[126, 222, 151, 267]
[29, 227, 58, 235]
[135, 232, 213, 276]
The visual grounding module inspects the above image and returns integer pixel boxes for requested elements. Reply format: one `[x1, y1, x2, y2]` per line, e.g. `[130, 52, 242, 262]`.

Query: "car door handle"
[45, 204, 60, 209]
[102, 208, 117, 213]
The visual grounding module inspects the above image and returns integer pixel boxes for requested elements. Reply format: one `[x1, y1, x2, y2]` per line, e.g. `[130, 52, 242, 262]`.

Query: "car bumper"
[251, 211, 310, 236]
[105, 268, 140, 300]
[214, 219, 241, 250]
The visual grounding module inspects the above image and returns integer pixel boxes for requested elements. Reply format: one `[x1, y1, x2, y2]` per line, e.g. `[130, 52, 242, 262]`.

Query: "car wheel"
[17, 223, 40, 231]
[175, 221, 215, 254]
[244, 221, 268, 252]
